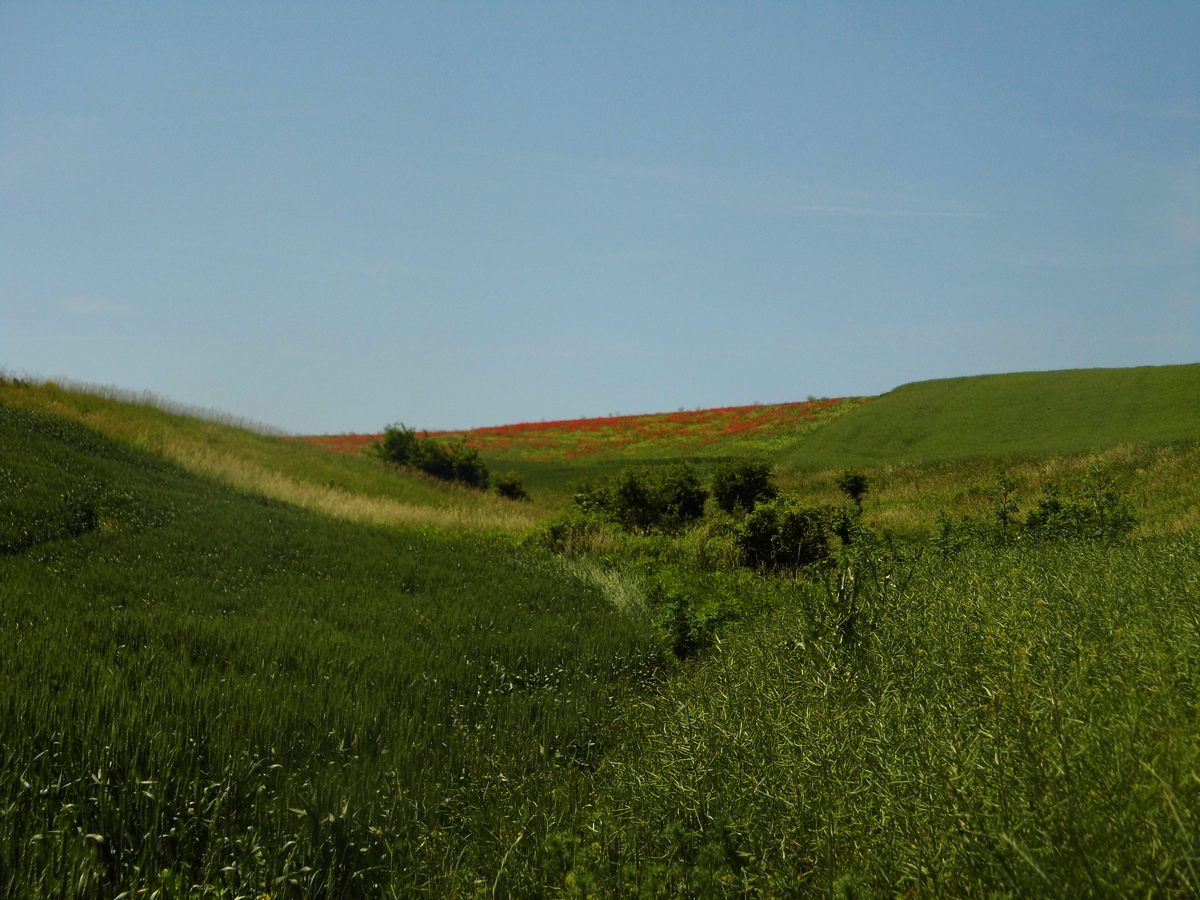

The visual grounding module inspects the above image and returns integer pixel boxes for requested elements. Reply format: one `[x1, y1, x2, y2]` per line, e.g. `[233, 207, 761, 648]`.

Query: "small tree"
[836, 469, 869, 512]
[656, 463, 709, 528]
[494, 471, 530, 501]
[711, 458, 778, 514]
[448, 441, 489, 490]
[374, 423, 419, 465]
[989, 469, 1020, 542]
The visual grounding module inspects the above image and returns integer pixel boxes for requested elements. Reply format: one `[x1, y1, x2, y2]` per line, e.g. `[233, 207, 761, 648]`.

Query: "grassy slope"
[0, 378, 537, 532]
[295, 366, 1200, 533]
[0, 400, 662, 895]
[782, 363, 1200, 470]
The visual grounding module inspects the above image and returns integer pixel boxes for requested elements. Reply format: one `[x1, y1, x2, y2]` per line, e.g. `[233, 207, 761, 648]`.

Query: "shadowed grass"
[0, 400, 664, 896]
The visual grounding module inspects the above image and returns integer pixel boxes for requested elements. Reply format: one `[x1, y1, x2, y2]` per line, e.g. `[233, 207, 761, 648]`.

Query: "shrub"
[573, 464, 708, 534]
[493, 471, 530, 502]
[448, 441, 489, 490]
[373, 423, 490, 490]
[836, 469, 869, 511]
[734, 495, 830, 570]
[1024, 465, 1135, 542]
[611, 469, 660, 533]
[655, 463, 709, 527]
[374, 423, 420, 466]
[711, 458, 777, 514]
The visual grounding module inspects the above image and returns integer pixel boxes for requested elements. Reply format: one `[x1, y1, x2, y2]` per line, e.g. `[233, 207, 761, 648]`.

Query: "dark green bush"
[611, 469, 660, 533]
[573, 464, 708, 534]
[374, 423, 420, 466]
[493, 471, 530, 501]
[656, 463, 709, 527]
[711, 458, 777, 514]
[734, 495, 830, 570]
[448, 441, 489, 490]
[836, 469, 869, 511]
[373, 423, 490, 490]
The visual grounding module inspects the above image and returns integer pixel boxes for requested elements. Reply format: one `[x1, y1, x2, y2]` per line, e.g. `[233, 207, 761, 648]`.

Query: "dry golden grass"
[163, 441, 541, 532]
[0, 379, 542, 534]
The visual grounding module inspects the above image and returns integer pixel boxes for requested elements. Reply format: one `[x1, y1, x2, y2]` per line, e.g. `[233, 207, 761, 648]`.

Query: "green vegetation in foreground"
[565, 536, 1200, 896]
[0, 402, 663, 896]
[782, 363, 1200, 470]
[521, 463, 1200, 894]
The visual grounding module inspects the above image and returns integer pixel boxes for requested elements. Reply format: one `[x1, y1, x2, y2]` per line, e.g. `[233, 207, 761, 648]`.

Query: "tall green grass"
[559, 537, 1200, 895]
[7, 365, 1200, 896]
[0, 402, 664, 896]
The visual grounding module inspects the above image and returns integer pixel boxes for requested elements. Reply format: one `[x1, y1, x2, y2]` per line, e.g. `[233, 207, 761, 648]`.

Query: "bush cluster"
[710, 458, 777, 513]
[1024, 465, 1136, 541]
[567, 459, 840, 572]
[574, 464, 708, 534]
[936, 465, 1137, 553]
[373, 424, 491, 490]
[374, 424, 531, 500]
[732, 496, 831, 571]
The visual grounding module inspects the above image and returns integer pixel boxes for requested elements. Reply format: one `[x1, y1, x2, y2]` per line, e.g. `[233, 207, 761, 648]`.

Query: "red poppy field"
[298, 396, 868, 462]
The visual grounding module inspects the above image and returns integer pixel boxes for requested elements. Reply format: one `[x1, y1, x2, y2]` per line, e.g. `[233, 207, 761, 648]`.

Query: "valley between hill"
[3, 365, 1199, 896]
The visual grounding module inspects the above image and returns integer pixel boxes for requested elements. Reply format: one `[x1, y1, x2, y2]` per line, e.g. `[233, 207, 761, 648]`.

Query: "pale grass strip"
[559, 558, 647, 615]
[0, 385, 538, 532]
[164, 441, 539, 532]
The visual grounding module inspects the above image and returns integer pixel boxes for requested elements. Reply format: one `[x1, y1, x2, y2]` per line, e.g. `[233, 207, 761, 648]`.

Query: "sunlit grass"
[0, 376, 536, 533]
[565, 537, 1200, 895]
[779, 441, 1200, 538]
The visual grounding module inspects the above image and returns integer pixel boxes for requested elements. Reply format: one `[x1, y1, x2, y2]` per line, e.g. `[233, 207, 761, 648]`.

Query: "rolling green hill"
[0, 400, 662, 896]
[5, 365, 1200, 894]
[0, 376, 538, 531]
[781, 363, 1200, 470]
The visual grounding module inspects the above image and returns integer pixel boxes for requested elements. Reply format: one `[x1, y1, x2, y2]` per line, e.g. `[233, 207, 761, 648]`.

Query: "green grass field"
[4, 365, 1200, 895]
[0, 399, 662, 896]
[781, 363, 1200, 470]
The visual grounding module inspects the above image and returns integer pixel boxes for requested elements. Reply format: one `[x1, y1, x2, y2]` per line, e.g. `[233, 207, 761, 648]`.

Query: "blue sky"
[3, 2, 1197, 433]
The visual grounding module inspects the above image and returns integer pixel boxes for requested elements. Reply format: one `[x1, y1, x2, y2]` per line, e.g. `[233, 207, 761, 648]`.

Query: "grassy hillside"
[0, 400, 662, 896]
[297, 366, 1200, 534]
[0, 377, 537, 531]
[6, 365, 1200, 894]
[782, 364, 1200, 470]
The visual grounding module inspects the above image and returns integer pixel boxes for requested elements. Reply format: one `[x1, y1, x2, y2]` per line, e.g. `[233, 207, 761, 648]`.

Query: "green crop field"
[0, 398, 662, 896]
[781, 363, 1200, 470]
[4, 365, 1200, 896]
